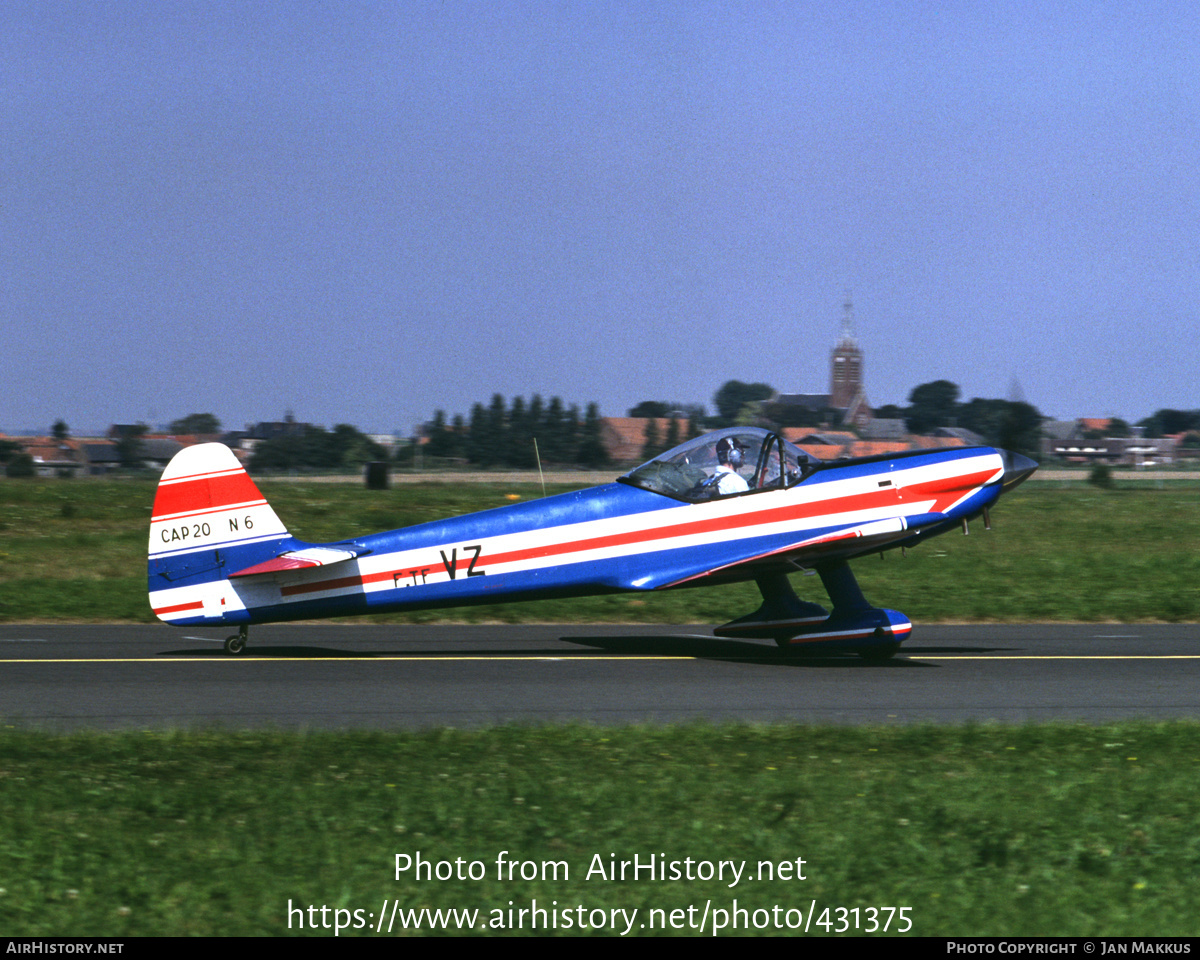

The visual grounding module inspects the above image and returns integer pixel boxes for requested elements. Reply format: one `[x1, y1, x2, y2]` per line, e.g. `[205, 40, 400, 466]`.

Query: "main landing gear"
[714, 561, 911, 660]
[224, 625, 248, 655]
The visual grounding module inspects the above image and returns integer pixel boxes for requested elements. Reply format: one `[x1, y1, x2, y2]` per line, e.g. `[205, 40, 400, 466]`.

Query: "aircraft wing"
[654, 515, 920, 590]
[228, 546, 363, 579]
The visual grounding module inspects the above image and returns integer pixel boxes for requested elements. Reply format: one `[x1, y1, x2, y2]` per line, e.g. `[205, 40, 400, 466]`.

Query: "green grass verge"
[2, 478, 1199, 623]
[0, 722, 1196, 937]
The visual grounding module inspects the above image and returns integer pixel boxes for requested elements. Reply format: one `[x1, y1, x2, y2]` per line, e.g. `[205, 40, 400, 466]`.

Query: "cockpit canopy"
[619, 427, 817, 502]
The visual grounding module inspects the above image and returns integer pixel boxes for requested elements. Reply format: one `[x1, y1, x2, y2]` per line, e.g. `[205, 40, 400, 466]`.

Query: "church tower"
[829, 294, 870, 424]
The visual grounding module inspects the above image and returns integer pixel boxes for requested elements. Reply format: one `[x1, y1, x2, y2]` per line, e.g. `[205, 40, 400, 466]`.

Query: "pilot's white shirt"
[712, 465, 749, 495]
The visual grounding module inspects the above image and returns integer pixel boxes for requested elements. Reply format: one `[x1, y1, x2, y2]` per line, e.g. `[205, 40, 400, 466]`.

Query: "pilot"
[704, 436, 750, 496]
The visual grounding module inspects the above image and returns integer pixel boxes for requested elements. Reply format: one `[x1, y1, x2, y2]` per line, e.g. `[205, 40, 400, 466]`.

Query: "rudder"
[148, 443, 290, 625]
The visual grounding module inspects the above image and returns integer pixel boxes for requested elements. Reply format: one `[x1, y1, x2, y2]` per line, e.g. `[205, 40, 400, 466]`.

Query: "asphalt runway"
[1, 623, 1198, 729]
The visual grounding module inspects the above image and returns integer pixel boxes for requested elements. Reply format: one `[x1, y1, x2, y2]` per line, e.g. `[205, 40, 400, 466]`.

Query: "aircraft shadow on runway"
[558, 636, 1024, 664]
[160, 638, 933, 666]
[556, 633, 938, 668]
[159, 638, 1016, 665]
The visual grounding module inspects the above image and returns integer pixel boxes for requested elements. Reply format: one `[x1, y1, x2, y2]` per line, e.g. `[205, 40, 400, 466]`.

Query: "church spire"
[829, 293, 867, 416]
[837, 290, 857, 348]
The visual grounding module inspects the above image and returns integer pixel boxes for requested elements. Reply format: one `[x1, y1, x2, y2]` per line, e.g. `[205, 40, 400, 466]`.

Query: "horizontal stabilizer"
[228, 546, 362, 579]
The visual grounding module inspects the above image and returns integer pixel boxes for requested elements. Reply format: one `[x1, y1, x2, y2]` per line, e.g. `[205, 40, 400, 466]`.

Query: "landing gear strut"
[715, 561, 911, 659]
[224, 625, 248, 655]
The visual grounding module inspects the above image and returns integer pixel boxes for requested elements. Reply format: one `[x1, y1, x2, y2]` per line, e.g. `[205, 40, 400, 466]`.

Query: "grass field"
[1, 723, 1197, 937]
[1, 476, 1198, 623]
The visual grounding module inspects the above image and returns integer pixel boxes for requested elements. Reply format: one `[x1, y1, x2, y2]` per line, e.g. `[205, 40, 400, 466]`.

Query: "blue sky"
[3, 1, 1197, 435]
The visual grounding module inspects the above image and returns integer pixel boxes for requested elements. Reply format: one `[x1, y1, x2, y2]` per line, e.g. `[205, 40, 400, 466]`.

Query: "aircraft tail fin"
[148, 443, 291, 624]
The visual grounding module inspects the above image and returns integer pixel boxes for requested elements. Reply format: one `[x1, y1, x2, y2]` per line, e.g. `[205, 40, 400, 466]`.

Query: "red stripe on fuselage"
[153, 600, 205, 616]
[152, 471, 265, 520]
[904, 469, 998, 513]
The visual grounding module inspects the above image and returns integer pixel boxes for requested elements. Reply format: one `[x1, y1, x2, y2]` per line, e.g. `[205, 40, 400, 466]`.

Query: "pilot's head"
[716, 436, 745, 469]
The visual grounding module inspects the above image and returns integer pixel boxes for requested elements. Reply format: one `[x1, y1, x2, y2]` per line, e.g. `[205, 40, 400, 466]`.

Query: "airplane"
[148, 427, 1037, 657]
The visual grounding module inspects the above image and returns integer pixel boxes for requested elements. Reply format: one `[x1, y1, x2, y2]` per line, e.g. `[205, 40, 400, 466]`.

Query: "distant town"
[3, 310, 1197, 478]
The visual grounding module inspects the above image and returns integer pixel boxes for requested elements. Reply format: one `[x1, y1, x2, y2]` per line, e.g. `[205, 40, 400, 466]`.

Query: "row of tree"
[425, 396, 609, 468]
[12, 388, 1197, 478]
[248, 424, 387, 473]
[629, 379, 1047, 453]
[870, 380, 1044, 457]
[625, 380, 1047, 459]
[1138, 409, 1200, 438]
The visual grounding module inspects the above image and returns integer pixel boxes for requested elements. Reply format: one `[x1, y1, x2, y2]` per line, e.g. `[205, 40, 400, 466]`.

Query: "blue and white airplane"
[148, 427, 1036, 656]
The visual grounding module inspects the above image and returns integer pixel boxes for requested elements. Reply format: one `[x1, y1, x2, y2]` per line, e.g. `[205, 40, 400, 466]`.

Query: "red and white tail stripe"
[148, 443, 288, 559]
